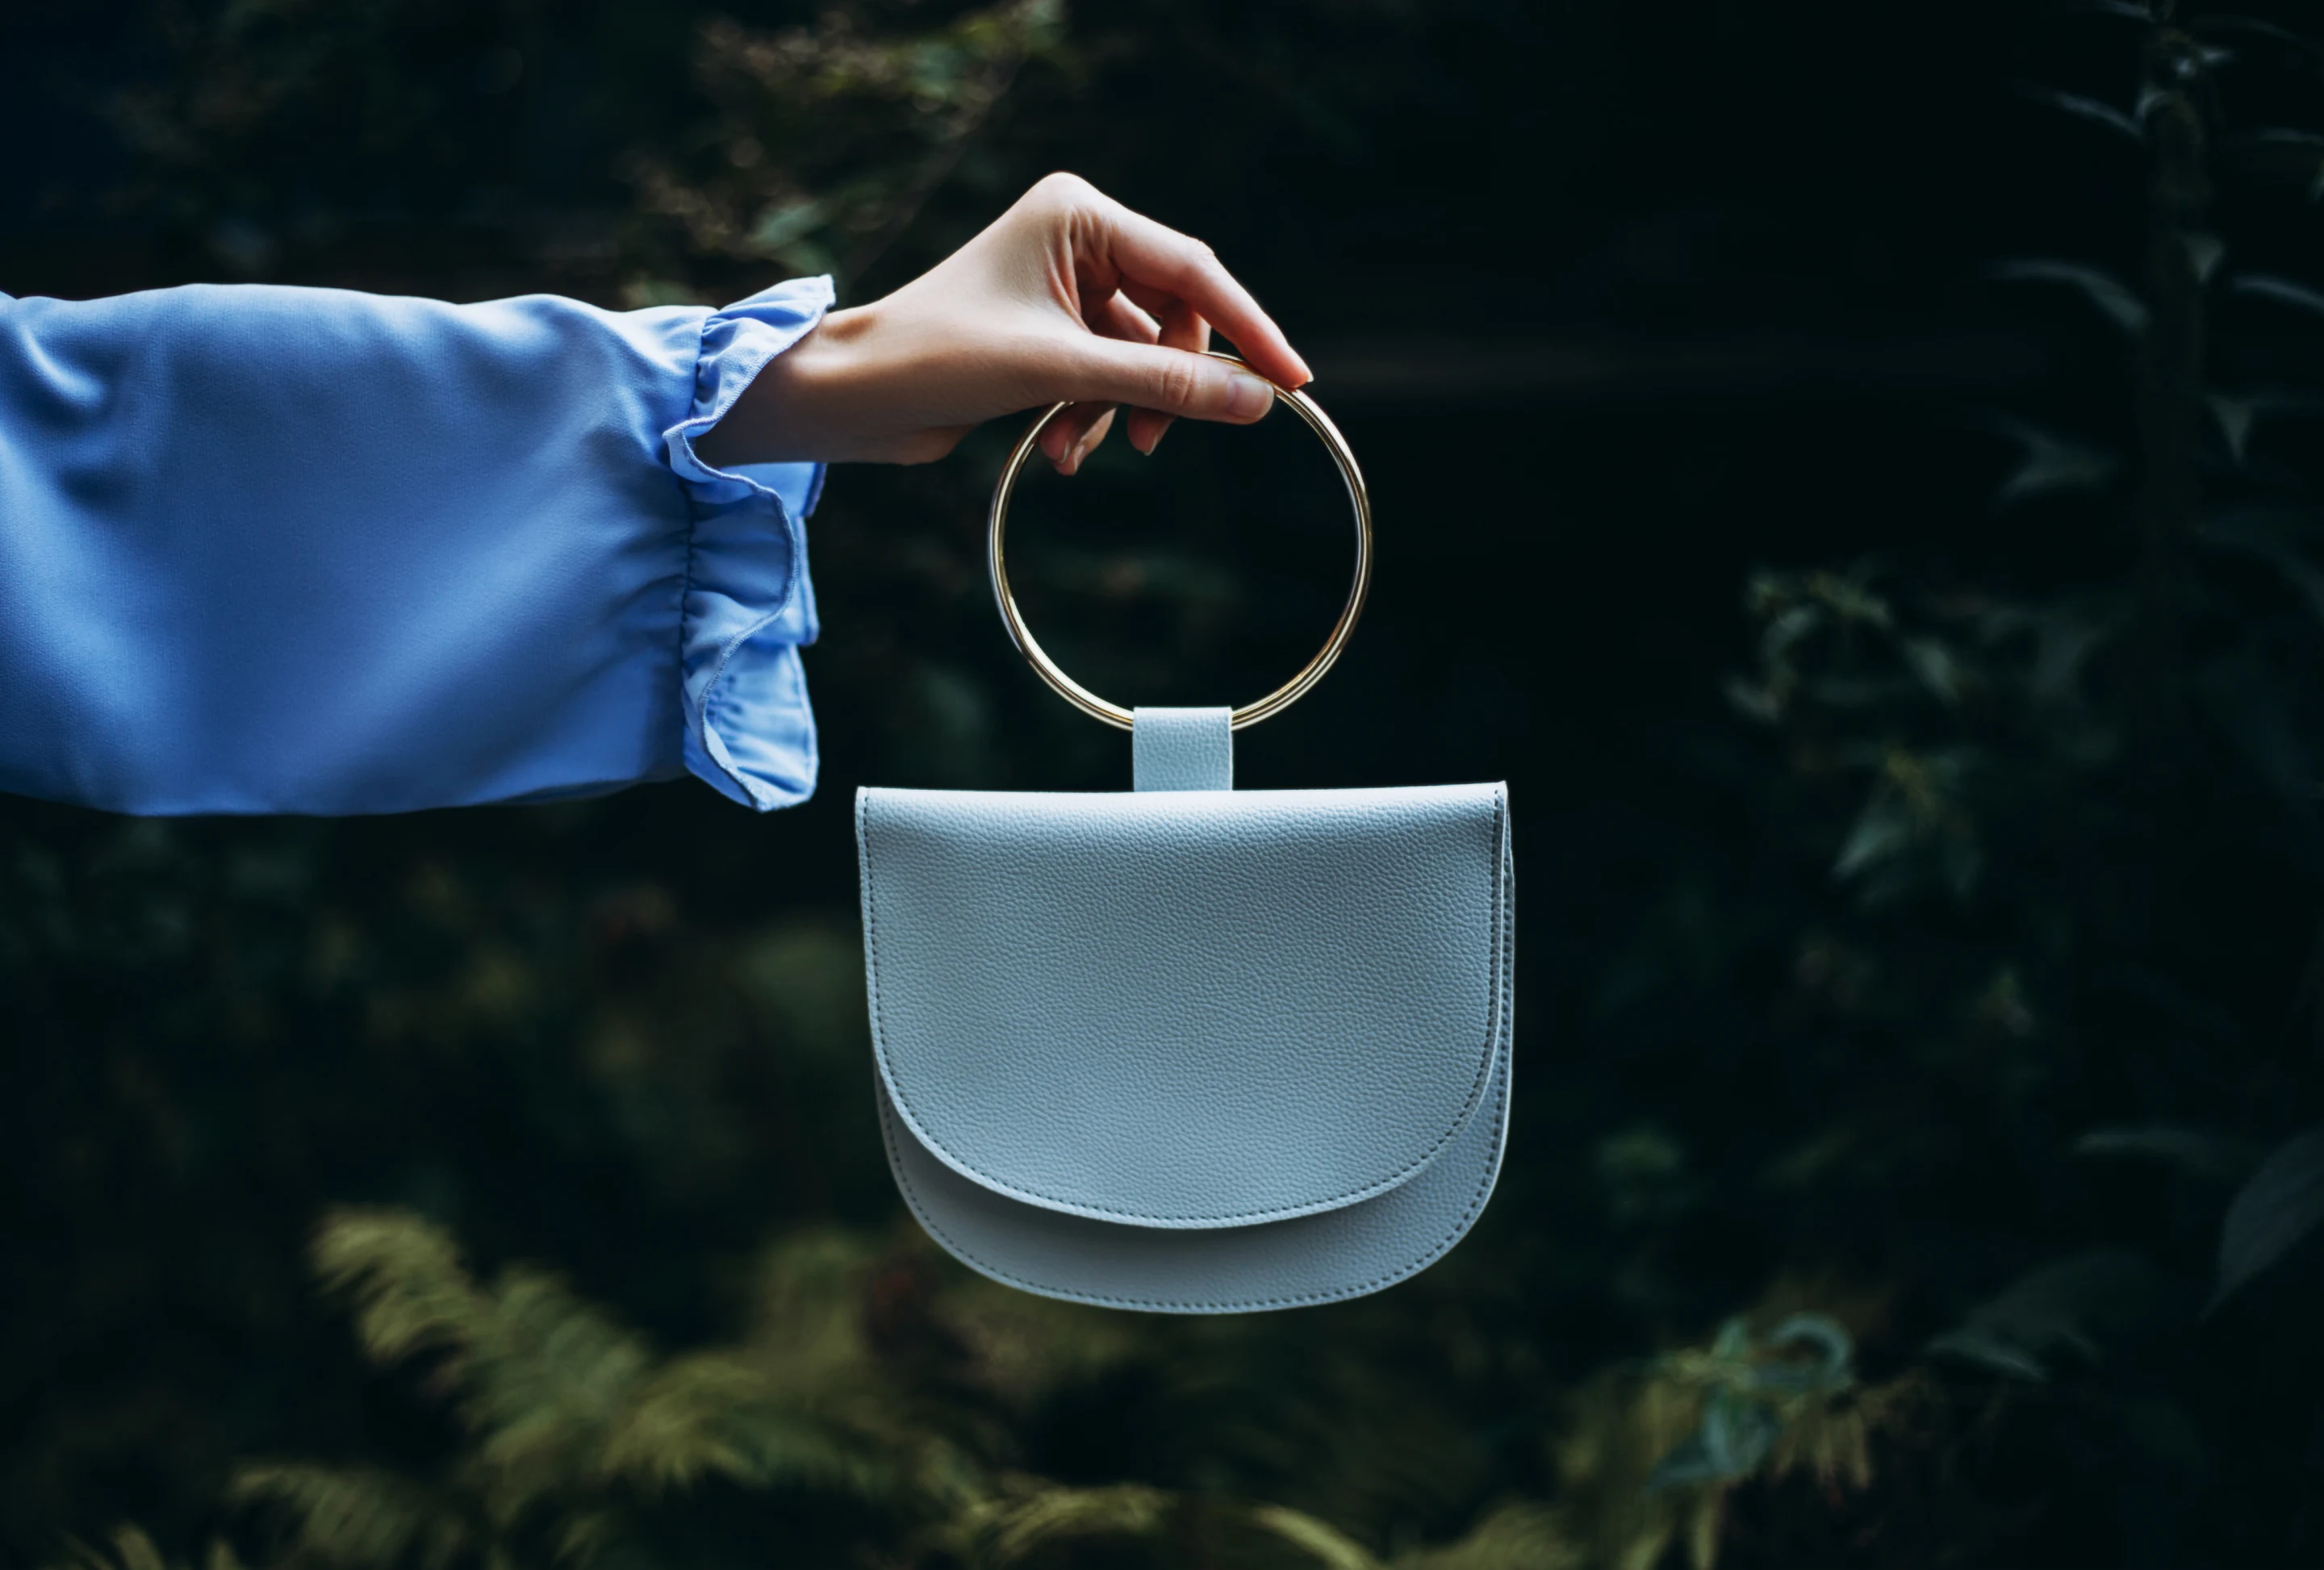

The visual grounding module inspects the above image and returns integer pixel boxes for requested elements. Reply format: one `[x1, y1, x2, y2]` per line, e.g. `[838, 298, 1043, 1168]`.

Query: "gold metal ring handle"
[987, 352, 1372, 732]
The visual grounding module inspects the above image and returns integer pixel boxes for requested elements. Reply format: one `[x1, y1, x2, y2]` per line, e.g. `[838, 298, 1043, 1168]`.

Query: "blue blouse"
[0, 275, 835, 815]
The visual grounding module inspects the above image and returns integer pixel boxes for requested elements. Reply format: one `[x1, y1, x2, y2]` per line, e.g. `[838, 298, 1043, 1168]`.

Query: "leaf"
[550, 1510, 620, 1567]
[41, 1530, 204, 1570]
[620, 278, 707, 309]
[1702, 1389, 1781, 1475]
[2229, 273, 2324, 320]
[1709, 1317, 1751, 1362]
[771, 236, 840, 279]
[1645, 1434, 1728, 1490]
[1989, 261, 2150, 336]
[1925, 1250, 2162, 1380]
[1925, 1326, 2052, 1381]
[598, 1354, 902, 1500]
[2015, 84, 2146, 143]
[310, 1207, 486, 1367]
[972, 1482, 1176, 1564]
[2029, 615, 2113, 706]
[1762, 1314, 1854, 1386]
[1724, 674, 1784, 724]
[2075, 1125, 2266, 1181]
[1391, 1505, 1579, 1570]
[2189, 657, 2317, 812]
[2227, 128, 2324, 198]
[1248, 1505, 1386, 1570]
[102, 1533, 165, 1570]
[1975, 414, 2121, 508]
[2209, 393, 2260, 463]
[2199, 504, 2324, 621]
[2189, 15, 2321, 56]
[2238, 128, 2324, 152]
[2212, 1128, 2324, 1310]
[231, 1464, 476, 1570]
[1648, 1382, 1785, 1493]
[1900, 637, 1970, 705]
[1833, 795, 1915, 883]
[1759, 602, 1824, 662]
[747, 198, 829, 254]
[2184, 231, 2226, 284]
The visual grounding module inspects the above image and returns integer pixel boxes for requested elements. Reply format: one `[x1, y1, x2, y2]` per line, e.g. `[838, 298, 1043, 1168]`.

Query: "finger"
[1097, 202, 1310, 390]
[1062, 407, 1116, 474]
[1089, 290, 1161, 345]
[1128, 294, 1210, 455]
[1078, 293, 1159, 466]
[1041, 402, 1117, 473]
[1039, 402, 1096, 465]
[1120, 279, 1196, 324]
[1036, 291, 1152, 469]
[1059, 336, 1277, 427]
[1117, 278, 1281, 402]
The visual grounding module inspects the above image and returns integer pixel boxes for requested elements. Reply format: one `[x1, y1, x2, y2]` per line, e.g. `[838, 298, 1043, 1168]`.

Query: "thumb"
[1060, 338, 1277, 424]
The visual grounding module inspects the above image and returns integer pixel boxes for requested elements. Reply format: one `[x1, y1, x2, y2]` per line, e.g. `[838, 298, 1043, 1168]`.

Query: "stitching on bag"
[876, 891, 1512, 1313]
[861, 787, 1511, 1228]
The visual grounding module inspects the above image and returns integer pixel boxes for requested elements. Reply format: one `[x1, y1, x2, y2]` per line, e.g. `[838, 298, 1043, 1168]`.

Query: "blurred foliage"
[90, 0, 1066, 303]
[621, 0, 1066, 296]
[11, 0, 2324, 1567]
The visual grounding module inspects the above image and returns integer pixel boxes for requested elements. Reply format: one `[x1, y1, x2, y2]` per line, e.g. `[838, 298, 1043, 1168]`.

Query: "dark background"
[7, 2, 2324, 1567]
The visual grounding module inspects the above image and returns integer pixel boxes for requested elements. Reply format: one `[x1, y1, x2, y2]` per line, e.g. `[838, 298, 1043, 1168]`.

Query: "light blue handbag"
[857, 362, 1513, 1313]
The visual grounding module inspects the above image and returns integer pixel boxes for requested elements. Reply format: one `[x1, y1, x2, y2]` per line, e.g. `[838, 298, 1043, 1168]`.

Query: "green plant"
[45, 1527, 247, 1570]
[224, 1208, 1410, 1570]
[1716, 0, 2324, 1552]
[621, 0, 1067, 297]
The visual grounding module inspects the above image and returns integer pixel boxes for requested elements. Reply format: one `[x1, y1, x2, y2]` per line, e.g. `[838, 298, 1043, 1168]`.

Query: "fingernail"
[1225, 373, 1271, 420]
[1141, 424, 1166, 456]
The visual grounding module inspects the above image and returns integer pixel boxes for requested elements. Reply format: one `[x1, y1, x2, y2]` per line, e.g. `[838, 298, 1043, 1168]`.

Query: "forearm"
[0, 278, 833, 814]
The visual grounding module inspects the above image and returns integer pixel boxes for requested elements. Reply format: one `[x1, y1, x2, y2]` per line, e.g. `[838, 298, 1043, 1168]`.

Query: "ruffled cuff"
[663, 276, 836, 810]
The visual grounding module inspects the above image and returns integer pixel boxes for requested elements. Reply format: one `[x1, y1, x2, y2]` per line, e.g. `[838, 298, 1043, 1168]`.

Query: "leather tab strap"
[1132, 707, 1233, 791]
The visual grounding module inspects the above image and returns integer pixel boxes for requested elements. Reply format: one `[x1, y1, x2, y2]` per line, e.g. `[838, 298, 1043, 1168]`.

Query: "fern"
[596, 1351, 912, 1500]
[1388, 1505, 1583, 1570]
[311, 1209, 492, 1372]
[311, 1210, 662, 1525]
[228, 1465, 476, 1570]
[955, 1479, 1176, 1565]
[949, 1482, 1384, 1570]
[254, 1207, 1773, 1570]
[240, 1209, 988, 1568]
[44, 1527, 246, 1570]
[1248, 1504, 1388, 1570]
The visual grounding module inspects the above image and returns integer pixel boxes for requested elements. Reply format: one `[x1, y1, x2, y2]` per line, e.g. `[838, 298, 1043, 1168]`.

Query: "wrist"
[696, 303, 879, 468]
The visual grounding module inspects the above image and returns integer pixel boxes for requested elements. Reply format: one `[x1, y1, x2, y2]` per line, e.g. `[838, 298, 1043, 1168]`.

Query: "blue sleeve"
[0, 275, 834, 815]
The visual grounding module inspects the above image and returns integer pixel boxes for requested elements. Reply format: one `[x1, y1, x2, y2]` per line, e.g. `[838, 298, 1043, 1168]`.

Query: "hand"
[695, 173, 1311, 474]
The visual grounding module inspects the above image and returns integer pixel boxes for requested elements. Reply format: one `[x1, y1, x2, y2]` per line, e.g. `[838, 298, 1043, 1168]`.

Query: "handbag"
[856, 360, 1513, 1313]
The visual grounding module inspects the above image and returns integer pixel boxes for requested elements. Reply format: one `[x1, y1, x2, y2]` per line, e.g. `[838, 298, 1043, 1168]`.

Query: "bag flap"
[857, 782, 1510, 1229]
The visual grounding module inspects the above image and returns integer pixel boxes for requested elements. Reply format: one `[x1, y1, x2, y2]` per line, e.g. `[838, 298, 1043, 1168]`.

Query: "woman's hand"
[696, 173, 1311, 475]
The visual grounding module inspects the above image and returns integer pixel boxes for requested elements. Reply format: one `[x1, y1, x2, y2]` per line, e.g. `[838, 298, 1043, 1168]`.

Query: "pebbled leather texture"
[855, 777, 1515, 1313]
[1132, 707, 1233, 791]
